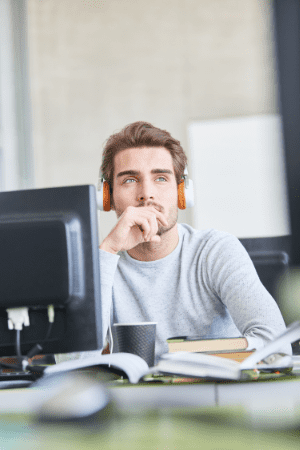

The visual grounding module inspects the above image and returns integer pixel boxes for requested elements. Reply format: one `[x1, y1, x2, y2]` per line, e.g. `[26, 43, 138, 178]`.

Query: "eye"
[122, 176, 167, 184]
[123, 178, 137, 184]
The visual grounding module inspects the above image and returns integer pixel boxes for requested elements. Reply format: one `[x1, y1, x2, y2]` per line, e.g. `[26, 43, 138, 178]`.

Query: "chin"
[157, 221, 176, 237]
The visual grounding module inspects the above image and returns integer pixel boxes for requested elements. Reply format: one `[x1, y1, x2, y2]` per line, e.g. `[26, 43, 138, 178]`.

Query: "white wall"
[0, 0, 34, 192]
[0, 0, 20, 191]
[26, 0, 280, 240]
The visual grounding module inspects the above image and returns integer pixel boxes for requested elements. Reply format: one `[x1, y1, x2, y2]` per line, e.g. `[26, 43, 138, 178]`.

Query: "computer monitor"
[0, 185, 103, 357]
[272, 2, 300, 335]
[273, 0, 300, 266]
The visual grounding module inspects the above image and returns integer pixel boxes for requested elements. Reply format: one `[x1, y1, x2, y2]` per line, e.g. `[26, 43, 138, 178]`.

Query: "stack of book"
[153, 324, 300, 380]
[166, 336, 253, 363]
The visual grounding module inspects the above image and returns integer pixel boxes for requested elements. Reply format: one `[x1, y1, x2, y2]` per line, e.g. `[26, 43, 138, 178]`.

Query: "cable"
[15, 329, 22, 359]
[0, 361, 23, 371]
[0, 306, 55, 379]
[0, 360, 45, 379]
[43, 321, 53, 343]
[26, 365, 46, 375]
[41, 304, 54, 344]
[26, 305, 54, 361]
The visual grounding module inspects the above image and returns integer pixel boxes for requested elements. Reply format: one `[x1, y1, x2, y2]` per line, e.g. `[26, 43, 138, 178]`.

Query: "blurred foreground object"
[276, 267, 300, 326]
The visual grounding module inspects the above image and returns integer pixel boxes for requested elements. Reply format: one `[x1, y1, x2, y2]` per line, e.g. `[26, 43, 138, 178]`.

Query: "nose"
[137, 178, 154, 202]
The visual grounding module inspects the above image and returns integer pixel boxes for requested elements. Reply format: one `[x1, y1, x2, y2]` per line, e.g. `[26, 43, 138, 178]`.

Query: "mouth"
[138, 202, 163, 212]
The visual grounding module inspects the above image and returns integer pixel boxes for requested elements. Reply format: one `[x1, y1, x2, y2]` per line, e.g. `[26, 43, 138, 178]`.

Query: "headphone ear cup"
[103, 181, 111, 211]
[178, 181, 186, 210]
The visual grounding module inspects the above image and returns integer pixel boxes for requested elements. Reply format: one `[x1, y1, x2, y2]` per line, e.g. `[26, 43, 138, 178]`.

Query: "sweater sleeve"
[205, 232, 292, 355]
[99, 248, 120, 344]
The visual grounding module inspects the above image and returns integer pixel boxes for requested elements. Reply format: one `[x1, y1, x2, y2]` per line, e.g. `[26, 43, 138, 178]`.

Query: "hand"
[100, 206, 168, 254]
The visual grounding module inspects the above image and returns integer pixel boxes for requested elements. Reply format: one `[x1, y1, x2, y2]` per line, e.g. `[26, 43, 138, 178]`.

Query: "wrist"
[99, 238, 119, 255]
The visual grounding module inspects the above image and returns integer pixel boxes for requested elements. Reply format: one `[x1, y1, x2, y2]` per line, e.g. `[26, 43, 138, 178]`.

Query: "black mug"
[111, 322, 157, 367]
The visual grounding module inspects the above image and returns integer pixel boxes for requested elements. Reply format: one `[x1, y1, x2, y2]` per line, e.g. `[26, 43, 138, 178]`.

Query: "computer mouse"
[34, 371, 114, 425]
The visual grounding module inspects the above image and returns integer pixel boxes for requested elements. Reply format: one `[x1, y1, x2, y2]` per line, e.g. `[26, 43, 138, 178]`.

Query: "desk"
[111, 374, 300, 429]
[1, 372, 300, 449]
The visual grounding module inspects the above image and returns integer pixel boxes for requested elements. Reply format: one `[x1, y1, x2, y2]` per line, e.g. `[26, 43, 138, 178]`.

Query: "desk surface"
[3, 406, 300, 450]
[2, 372, 300, 450]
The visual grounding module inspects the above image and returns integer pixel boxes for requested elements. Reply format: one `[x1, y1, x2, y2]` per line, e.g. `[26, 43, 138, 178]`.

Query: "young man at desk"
[94, 120, 290, 365]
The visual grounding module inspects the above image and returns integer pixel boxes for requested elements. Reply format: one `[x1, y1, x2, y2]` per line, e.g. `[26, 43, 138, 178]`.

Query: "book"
[167, 336, 255, 364]
[154, 352, 242, 380]
[44, 322, 300, 383]
[204, 350, 254, 363]
[45, 350, 244, 383]
[44, 352, 150, 384]
[154, 322, 300, 380]
[167, 336, 248, 353]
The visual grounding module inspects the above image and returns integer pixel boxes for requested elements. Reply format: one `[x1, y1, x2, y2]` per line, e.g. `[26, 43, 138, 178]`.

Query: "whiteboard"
[188, 114, 291, 238]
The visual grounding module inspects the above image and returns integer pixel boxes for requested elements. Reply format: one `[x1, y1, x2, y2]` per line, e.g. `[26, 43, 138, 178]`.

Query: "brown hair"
[100, 121, 187, 193]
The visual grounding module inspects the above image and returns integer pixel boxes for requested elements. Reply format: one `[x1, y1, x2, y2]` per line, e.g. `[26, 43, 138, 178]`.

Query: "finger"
[142, 214, 156, 241]
[146, 207, 168, 227]
[136, 219, 151, 240]
[138, 208, 168, 230]
[135, 213, 157, 241]
[134, 206, 168, 227]
[149, 235, 161, 243]
[157, 213, 168, 227]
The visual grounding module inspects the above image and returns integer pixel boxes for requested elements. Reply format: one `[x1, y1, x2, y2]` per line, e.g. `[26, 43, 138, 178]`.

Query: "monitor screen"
[273, 0, 300, 266]
[0, 185, 103, 357]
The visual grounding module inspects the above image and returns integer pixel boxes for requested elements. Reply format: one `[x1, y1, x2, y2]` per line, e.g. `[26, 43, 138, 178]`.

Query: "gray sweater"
[97, 223, 290, 364]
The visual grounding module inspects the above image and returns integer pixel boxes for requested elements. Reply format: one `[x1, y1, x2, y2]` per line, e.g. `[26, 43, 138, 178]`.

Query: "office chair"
[246, 250, 299, 354]
[247, 250, 289, 305]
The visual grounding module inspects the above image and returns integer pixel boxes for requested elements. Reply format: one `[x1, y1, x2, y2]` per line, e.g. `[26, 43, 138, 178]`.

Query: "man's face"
[111, 146, 178, 236]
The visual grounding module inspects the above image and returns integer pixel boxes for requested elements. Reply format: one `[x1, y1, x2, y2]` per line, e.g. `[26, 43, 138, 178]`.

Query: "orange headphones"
[97, 166, 194, 211]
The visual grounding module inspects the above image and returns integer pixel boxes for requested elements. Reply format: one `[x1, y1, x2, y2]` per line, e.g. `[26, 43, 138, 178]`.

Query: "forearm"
[243, 321, 292, 354]
[208, 233, 291, 353]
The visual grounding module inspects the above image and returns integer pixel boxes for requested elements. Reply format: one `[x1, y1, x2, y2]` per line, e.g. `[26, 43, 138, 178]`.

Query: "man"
[98, 121, 290, 364]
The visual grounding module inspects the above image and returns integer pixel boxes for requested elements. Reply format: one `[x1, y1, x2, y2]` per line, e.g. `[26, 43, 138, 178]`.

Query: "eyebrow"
[116, 169, 174, 178]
